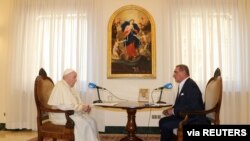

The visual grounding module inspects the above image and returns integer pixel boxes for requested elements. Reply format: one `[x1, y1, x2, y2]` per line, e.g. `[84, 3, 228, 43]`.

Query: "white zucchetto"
[63, 69, 75, 76]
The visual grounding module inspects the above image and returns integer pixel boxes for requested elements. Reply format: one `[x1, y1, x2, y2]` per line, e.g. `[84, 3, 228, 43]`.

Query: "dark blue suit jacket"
[173, 78, 209, 124]
[159, 78, 209, 141]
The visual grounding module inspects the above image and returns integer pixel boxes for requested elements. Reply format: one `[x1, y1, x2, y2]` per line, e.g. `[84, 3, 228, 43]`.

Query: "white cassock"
[48, 80, 99, 141]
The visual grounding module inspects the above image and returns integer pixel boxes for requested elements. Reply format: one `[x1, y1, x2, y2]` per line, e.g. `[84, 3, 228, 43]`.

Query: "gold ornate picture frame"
[107, 5, 156, 79]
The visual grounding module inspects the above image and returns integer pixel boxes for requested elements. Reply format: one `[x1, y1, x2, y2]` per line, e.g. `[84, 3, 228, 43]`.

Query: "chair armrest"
[65, 110, 75, 128]
[178, 115, 189, 129]
[40, 106, 75, 129]
[179, 108, 217, 125]
[179, 107, 216, 117]
[177, 115, 189, 141]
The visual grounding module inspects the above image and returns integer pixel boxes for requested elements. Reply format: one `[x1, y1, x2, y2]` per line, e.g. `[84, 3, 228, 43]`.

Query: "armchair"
[34, 68, 75, 141]
[174, 68, 223, 141]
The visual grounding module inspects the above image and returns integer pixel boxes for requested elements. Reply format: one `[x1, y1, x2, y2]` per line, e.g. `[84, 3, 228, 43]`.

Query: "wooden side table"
[94, 101, 172, 141]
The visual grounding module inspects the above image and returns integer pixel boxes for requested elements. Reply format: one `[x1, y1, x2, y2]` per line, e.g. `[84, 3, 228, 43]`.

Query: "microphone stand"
[93, 88, 103, 103]
[156, 88, 166, 104]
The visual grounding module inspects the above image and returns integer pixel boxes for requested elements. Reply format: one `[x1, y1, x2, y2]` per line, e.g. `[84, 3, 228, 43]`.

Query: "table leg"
[120, 108, 143, 141]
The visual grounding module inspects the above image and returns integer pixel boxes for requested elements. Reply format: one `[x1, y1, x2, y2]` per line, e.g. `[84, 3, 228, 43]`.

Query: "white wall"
[0, 0, 177, 127]
[0, 0, 12, 123]
[98, 0, 176, 126]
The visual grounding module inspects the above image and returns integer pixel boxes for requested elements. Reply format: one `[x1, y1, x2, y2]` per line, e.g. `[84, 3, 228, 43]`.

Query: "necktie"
[177, 86, 180, 97]
[174, 86, 180, 106]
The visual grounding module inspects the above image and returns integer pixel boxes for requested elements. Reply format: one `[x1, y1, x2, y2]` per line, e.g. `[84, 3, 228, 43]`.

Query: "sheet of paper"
[92, 102, 118, 106]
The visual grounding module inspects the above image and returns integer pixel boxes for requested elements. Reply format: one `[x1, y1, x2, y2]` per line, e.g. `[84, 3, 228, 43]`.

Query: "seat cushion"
[39, 121, 74, 138]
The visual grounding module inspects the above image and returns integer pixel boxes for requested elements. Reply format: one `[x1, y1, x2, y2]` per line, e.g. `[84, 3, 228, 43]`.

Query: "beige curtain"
[5, 0, 250, 131]
[6, 0, 105, 130]
[163, 0, 250, 124]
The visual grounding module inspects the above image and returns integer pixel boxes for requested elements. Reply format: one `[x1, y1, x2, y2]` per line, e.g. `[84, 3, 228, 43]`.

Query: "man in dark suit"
[159, 64, 209, 141]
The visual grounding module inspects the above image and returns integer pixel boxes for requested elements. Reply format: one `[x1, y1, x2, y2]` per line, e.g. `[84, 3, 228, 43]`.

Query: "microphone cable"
[145, 107, 152, 141]
[151, 90, 154, 104]
[104, 89, 128, 101]
[151, 89, 157, 104]
[144, 90, 155, 141]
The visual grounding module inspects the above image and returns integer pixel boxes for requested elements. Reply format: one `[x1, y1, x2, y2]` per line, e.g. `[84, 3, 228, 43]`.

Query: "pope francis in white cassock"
[48, 69, 99, 141]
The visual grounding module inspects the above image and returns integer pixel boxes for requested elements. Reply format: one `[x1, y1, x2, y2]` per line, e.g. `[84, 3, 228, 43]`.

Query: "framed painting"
[138, 88, 150, 102]
[107, 5, 156, 79]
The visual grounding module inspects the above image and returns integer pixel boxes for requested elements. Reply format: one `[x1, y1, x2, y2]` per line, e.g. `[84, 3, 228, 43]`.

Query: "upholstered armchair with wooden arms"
[174, 68, 223, 141]
[34, 68, 75, 141]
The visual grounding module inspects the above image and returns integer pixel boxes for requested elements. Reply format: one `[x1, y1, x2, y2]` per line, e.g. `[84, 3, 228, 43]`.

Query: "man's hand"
[82, 105, 91, 113]
[163, 108, 174, 117]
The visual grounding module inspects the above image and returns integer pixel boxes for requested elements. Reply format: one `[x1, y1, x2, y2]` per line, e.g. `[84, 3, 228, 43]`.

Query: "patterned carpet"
[100, 134, 160, 141]
[28, 134, 160, 141]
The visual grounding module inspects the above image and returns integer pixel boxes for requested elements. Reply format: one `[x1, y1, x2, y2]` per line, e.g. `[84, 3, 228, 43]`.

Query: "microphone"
[154, 83, 173, 90]
[88, 82, 105, 103]
[155, 83, 173, 104]
[88, 82, 106, 90]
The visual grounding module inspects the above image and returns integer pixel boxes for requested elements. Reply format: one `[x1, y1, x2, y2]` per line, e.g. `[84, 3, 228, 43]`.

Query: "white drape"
[6, 0, 104, 130]
[163, 0, 250, 124]
[5, 0, 250, 130]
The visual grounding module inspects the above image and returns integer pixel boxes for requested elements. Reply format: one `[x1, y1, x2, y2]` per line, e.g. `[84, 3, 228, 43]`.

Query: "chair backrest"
[204, 68, 222, 124]
[34, 68, 54, 123]
[34, 68, 75, 141]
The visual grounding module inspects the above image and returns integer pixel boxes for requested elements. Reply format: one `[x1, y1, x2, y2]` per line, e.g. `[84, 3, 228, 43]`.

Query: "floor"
[0, 130, 161, 141]
[0, 130, 37, 141]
